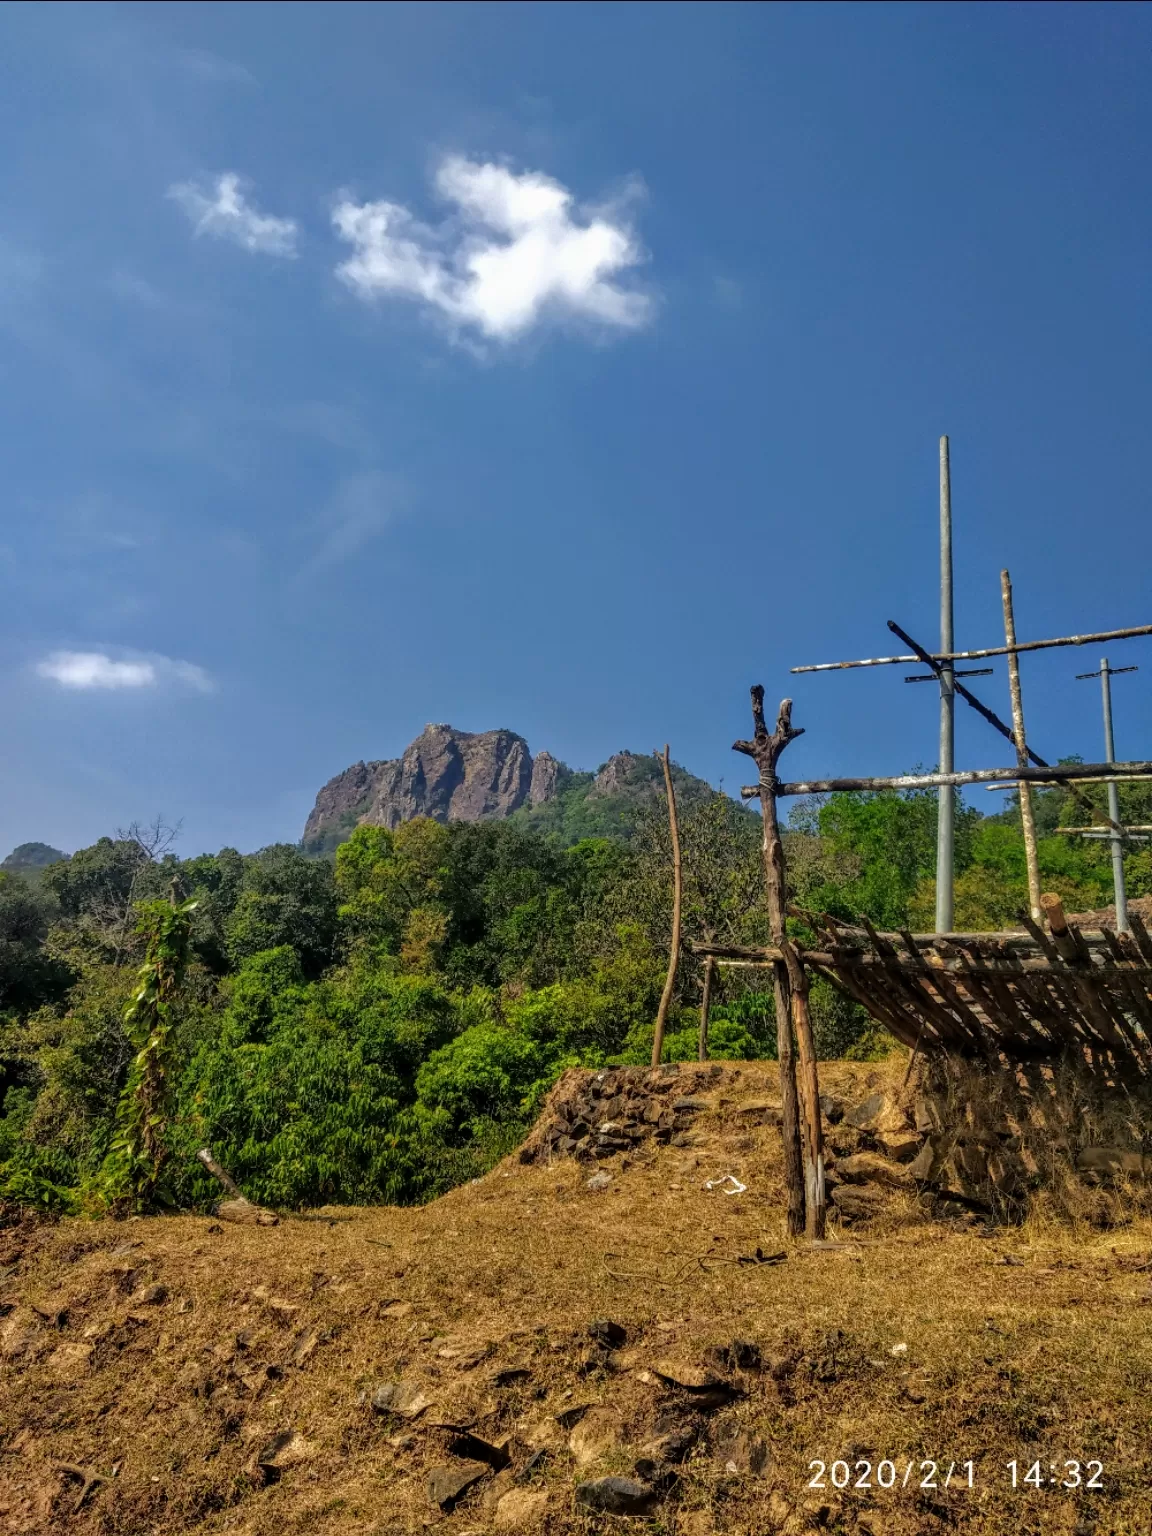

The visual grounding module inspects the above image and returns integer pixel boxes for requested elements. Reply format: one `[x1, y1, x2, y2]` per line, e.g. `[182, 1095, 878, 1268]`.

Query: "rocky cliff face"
[303, 724, 555, 850]
[303, 729, 727, 853]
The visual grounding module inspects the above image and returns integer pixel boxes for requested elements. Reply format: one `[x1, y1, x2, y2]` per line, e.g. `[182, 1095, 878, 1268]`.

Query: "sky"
[1, 1, 1150, 858]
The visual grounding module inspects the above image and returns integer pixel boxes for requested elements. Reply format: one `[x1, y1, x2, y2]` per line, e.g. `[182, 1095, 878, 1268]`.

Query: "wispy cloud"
[36, 649, 214, 693]
[312, 471, 407, 569]
[332, 156, 651, 342]
[168, 173, 297, 257]
[173, 46, 256, 87]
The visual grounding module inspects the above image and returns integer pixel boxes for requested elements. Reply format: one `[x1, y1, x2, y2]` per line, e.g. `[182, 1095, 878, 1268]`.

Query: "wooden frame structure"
[712, 687, 1152, 1244]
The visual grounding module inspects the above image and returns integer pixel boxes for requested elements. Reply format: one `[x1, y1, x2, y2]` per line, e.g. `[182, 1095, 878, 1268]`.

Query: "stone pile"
[530, 1064, 1138, 1223]
[524, 1062, 726, 1166]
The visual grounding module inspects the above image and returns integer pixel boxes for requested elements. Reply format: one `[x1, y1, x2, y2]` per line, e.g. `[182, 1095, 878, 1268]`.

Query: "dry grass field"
[2, 1059, 1151, 1536]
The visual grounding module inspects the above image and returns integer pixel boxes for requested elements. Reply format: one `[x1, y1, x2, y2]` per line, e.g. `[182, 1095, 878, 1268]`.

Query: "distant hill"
[302, 725, 727, 853]
[1, 842, 68, 878]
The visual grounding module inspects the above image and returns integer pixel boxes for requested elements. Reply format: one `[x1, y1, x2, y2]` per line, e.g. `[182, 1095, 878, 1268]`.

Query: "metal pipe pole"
[1001, 570, 1043, 921]
[1099, 658, 1130, 933]
[935, 437, 955, 934]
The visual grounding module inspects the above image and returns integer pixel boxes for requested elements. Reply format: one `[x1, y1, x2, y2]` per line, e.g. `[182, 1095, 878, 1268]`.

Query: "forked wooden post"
[651, 744, 683, 1068]
[735, 688, 826, 1239]
[698, 955, 715, 1061]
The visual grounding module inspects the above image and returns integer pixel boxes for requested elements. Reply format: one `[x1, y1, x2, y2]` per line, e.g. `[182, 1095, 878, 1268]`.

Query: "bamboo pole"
[698, 954, 715, 1061]
[1001, 571, 1042, 922]
[734, 689, 823, 1239]
[791, 620, 1152, 673]
[740, 758, 1152, 799]
[936, 435, 955, 934]
[650, 744, 683, 1068]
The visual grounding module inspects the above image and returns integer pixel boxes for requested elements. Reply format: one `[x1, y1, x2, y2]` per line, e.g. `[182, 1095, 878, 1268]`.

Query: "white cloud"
[332, 156, 651, 341]
[36, 650, 214, 694]
[168, 173, 297, 257]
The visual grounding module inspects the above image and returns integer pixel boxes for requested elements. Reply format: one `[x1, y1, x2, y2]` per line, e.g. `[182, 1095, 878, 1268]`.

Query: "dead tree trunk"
[651, 744, 683, 1068]
[734, 688, 825, 1239]
[698, 954, 715, 1061]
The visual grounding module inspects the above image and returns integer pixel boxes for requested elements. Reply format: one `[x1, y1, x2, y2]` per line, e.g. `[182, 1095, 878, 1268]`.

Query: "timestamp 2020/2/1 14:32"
[807, 1459, 1105, 1492]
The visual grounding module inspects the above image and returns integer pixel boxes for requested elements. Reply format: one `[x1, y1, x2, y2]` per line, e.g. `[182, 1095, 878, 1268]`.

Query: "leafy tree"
[226, 844, 339, 976]
[0, 873, 72, 1015]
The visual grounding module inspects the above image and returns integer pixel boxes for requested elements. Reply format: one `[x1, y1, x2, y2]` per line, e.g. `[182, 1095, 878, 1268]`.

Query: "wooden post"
[1001, 571, 1043, 921]
[651, 744, 683, 1068]
[735, 688, 825, 1239]
[698, 955, 715, 1061]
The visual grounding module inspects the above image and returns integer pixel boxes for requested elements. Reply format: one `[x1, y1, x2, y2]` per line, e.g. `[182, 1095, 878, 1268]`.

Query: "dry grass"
[2, 1058, 1151, 1536]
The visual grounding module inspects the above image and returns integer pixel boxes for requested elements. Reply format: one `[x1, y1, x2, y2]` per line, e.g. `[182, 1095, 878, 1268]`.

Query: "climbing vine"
[98, 898, 197, 1210]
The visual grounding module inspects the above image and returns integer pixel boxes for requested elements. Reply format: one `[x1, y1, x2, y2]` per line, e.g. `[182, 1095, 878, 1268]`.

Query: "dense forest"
[1, 763, 1148, 1217]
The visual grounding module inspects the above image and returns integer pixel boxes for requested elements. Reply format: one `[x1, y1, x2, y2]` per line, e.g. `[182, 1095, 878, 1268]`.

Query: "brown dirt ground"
[2, 1058, 1151, 1536]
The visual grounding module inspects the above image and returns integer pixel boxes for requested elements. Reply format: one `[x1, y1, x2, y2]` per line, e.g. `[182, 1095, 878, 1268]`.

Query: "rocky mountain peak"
[303, 724, 557, 851]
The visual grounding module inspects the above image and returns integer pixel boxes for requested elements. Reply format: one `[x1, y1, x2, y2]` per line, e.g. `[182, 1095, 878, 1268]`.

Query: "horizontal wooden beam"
[740, 759, 1152, 799]
[689, 938, 1152, 978]
[791, 620, 1152, 674]
[1056, 825, 1152, 835]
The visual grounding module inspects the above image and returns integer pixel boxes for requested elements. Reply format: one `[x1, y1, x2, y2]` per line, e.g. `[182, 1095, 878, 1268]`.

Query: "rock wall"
[523, 1063, 727, 1165]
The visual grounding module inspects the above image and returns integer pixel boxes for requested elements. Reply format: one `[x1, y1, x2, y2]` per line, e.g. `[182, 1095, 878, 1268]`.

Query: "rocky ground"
[2, 1059, 1151, 1536]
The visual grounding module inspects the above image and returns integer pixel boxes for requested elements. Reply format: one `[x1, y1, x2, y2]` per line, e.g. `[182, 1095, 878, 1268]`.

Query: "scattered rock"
[494, 1487, 549, 1528]
[449, 1432, 511, 1471]
[426, 1460, 489, 1511]
[586, 1172, 613, 1192]
[715, 1429, 770, 1476]
[878, 1130, 923, 1163]
[589, 1317, 627, 1348]
[555, 1401, 595, 1430]
[438, 1337, 495, 1370]
[820, 1094, 847, 1125]
[641, 1412, 702, 1464]
[708, 1338, 761, 1372]
[255, 1430, 314, 1473]
[575, 1475, 658, 1516]
[913, 1098, 939, 1135]
[844, 1091, 910, 1136]
[732, 1100, 781, 1122]
[135, 1283, 168, 1306]
[380, 1300, 413, 1318]
[831, 1185, 887, 1221]
[907, 1141, 939, 1181]
[1077, 1146, 1149, 1177]
[569, 1406, 621, 1466]
[291, 1329, 322, 1367]
[371, 1381, 433, 1419]
[836, 1152, 909, 1188]
[480, 1468, 516, 1511]
[653, 1360, 738, 1393]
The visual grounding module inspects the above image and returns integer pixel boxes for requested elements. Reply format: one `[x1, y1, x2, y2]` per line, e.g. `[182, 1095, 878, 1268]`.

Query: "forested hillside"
[1, 771, 1148, 1217]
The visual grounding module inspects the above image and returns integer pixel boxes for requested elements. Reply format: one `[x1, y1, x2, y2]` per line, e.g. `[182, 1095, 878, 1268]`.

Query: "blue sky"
[2, 1, 1150, 857]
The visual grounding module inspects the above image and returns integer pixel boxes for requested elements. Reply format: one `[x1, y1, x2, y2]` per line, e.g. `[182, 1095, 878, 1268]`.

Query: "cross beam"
[791, 621, 1152, 674]
[741, 759, 1152, 800]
